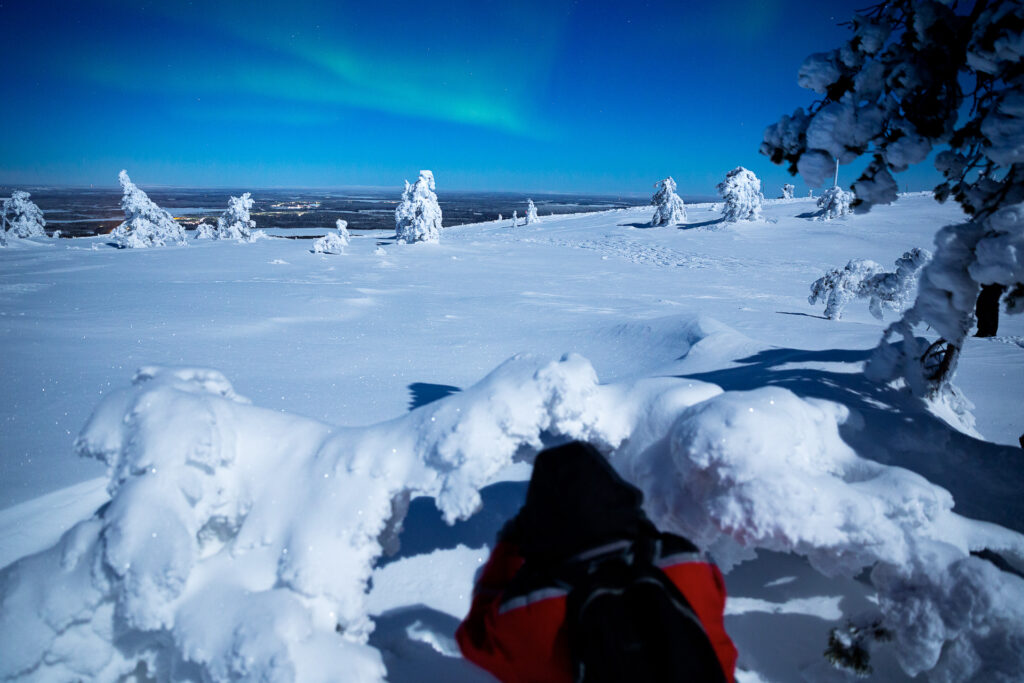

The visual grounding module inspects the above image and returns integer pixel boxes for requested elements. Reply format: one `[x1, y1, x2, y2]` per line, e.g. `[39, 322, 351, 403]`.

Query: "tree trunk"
[974, 284, 1006, 337]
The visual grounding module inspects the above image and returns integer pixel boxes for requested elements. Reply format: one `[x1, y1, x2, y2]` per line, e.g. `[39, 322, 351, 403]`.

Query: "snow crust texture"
[2, 316, 1022, 682]
[111, 171, 188, 249]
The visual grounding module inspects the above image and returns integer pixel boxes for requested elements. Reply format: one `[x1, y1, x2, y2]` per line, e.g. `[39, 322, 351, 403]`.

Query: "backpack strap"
[563, 536, 727, 683]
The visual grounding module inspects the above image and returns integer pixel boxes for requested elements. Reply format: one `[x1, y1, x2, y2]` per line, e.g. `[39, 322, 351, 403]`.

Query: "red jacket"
[456, 539, 738, 683]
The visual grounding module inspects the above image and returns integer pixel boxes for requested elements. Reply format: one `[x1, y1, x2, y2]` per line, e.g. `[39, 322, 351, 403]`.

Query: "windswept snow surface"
[1, 196, 1024, 682]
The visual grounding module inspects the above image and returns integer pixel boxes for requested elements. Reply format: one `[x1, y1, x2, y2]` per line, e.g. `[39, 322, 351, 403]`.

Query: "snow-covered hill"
[1, 196, 1022, 682]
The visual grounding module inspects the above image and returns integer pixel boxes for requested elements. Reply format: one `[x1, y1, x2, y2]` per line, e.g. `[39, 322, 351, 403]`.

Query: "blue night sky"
[1, 0, 942, 195]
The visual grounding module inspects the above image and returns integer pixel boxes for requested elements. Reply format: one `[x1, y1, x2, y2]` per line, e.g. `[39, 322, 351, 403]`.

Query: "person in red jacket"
[456, 441, 738, 682]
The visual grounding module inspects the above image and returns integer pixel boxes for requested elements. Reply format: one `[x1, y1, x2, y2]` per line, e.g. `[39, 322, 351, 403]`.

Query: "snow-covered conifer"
[817, 185, 854, 220]
[525, 199, 539, 225]
[215, 192, 258, 241]
[511, 210, 518, 228]
[1, 190, 46, 240]
[716, 167, 763, 222]
[782, 184, 795, 199]
[763, 0, 1024, 398]
[497, 213, 502, 221]
[650, 177, 687, 226]
[810, 248, 932, 320]
[195, 221, 216, 239]
[111, 170, 187, 248]
[809, 259, 885, 320]
[861, 248, 932, 319]
[394, 170, 442, 243]
[312, 219, 351, 255]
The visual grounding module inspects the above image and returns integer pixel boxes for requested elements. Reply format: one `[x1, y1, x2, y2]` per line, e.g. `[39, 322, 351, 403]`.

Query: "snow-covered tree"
[394, 170, 442, 243]
[762, 0, 1024, 399]
[809, 259, 885, 320]
[2, 190, 46, 241]
[717, 167, 763, 222]
[650, 177, 687, 226]
[810, 248, 931, 320]
[195, 221, 216, 239]
[782, 183, 796, 199]
[862, 248, 933, 319]
[215, 192, 258, 241]
[525, 199, 539, 225]
[111, 170, 187, 248]
[511, 210, 518, 228]
[817, 186, 854, 220]
[312, 219, 350, 255]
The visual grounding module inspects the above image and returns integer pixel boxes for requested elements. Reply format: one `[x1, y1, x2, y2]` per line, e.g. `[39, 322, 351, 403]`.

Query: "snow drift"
[2, 317, 1023, 682]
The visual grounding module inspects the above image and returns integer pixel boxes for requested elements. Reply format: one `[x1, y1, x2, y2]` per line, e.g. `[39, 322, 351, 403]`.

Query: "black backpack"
[563, 540, 727, 683]
[512, 442, 727, 683]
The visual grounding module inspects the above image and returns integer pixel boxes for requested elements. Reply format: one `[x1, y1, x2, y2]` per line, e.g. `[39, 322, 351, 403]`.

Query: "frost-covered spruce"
[195, 221, 216, 239]
[1, 190, 46, 241]
[511, 210, 518, 228]
[782, 184, 795, 199]
[716, 167, 763, 222]
[809, 259, 885, 320]
[810, 248, 932, 320]
[862, 248, 932, 319]
[394, 170, 442, 243]
[762, 0, 1024, 398]
[525, 199, 539, 225]
[215, 192, 258, 241]
[817, 185, 854, 220]
[312, 219, 350, 254]
[650, 177, 687, 226]
[111, 170, 187, 248]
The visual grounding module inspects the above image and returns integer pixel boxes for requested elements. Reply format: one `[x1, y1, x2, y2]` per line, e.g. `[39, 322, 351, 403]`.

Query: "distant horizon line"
[0, 182, 685, 200]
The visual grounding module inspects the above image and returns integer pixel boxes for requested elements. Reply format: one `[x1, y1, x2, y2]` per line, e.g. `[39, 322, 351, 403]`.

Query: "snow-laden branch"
[1, 318, 1022, 681]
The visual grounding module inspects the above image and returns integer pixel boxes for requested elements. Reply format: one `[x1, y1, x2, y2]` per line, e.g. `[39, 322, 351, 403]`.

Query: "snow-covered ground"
[1, 195, 1023, 681]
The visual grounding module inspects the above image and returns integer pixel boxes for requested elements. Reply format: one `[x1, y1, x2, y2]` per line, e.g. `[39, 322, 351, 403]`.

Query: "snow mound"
[2, 321, 1023, 681]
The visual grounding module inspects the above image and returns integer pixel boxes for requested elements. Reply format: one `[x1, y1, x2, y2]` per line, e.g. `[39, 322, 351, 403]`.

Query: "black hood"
[516, 441, 656, 564]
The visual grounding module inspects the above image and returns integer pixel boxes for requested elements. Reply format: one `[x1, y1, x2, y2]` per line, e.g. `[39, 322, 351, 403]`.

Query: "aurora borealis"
[1, 0, 943, 194]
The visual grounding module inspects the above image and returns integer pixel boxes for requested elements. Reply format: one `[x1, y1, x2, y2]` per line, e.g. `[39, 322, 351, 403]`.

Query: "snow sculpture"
[817, 185, 854, 220]
[716, 167, 763, 222]
[782, 184, 795, 199]
[650, 177, 687, 226]
[762, 0, 1024, 398]
[809, 248, 933, 320]
[313, 219, 351, 254]
[525, 199, 539, 225]
[111, 170, 187, 248]
[2, 190, 46, 243]
[215, 192, 258, 241]
[394, 170, 442, 243]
